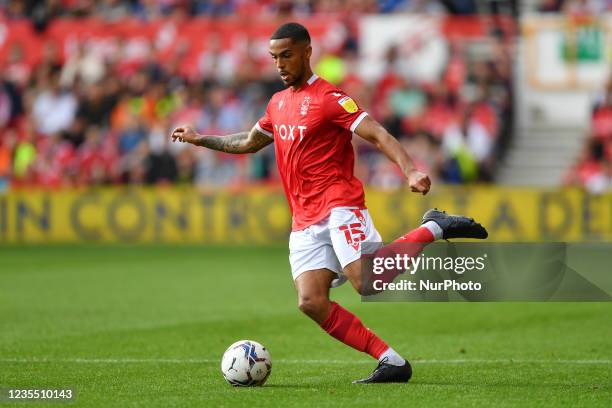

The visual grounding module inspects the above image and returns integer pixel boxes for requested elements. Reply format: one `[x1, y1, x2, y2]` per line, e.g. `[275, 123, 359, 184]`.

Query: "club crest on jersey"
[338, 96, 358, 113]
[300, 96, 310, 116]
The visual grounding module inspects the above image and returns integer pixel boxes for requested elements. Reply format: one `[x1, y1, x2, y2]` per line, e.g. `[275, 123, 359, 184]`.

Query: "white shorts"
[289, 207, 383, 288]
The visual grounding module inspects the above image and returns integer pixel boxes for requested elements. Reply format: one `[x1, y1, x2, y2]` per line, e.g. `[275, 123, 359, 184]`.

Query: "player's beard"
[282, 64, 305, 87]
[280, 74, 293, 86]
[282, 73, 296, 87]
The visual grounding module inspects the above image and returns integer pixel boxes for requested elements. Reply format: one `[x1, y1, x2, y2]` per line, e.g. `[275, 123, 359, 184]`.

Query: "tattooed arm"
[170, 125, 273, 154]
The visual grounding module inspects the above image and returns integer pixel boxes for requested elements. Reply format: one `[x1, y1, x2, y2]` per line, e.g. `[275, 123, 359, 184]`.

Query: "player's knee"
[347, 272, 370, 296]
[351, 275, 365, 295]
[298, 295, 329, 320]
[345, 261, 382, 296]
[344, 262, 366, 295]
[351, 274, 381, 296]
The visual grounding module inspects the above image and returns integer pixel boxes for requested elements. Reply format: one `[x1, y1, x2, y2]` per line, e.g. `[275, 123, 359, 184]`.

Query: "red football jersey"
[257, 75, 368, 231]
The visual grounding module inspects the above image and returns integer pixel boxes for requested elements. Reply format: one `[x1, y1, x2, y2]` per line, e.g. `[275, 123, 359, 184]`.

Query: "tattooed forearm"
[245, 131, 275, 153]
[196, 132, 250, 153]
[196, 129, 273, 154]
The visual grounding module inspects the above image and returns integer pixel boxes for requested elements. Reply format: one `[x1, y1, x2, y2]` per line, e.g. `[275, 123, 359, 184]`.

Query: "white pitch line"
[0, 358, 610, 365]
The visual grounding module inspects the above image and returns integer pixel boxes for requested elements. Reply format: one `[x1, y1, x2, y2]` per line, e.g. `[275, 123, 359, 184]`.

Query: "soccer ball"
[221, 340, 272, 386]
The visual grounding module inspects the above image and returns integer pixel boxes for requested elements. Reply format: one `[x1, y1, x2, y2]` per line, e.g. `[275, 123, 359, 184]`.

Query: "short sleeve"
[256, 101, 274, 138]
[323, 89, 368, 133]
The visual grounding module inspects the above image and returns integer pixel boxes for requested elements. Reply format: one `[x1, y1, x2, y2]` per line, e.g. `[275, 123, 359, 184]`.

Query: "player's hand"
[171, 125, 200, 144]
[407, 169, 431, 195]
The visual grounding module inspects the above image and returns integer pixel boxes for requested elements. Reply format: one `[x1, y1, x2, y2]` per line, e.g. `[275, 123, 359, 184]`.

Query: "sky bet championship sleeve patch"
[338, 96, 358, 113]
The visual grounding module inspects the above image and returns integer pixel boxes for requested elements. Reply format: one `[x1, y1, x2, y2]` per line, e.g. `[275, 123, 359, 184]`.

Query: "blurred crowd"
[566, 79, 612, 193]
[347, 34, 513, 189]
[1, 0, 515, 22]
[537, 0, 612, 14]
[0, 8, 515, 191]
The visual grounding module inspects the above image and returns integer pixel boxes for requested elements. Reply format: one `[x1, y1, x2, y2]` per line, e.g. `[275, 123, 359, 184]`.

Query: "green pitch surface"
[1, 245, 610, 407]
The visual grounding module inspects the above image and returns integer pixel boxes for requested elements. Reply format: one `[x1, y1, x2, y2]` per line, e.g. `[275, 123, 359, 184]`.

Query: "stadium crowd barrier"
[0, 186, 611, 243]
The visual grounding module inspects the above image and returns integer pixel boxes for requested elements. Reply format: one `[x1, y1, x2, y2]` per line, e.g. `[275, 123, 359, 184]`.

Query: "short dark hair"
[270, 22, 311, 44]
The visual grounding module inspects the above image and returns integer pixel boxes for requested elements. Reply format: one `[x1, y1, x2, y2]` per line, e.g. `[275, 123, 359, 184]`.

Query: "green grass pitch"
[0, 245, 610, 407]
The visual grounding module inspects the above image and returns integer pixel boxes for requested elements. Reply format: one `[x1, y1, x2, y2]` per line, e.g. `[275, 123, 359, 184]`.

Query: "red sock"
[320, 302, 389, 359]
[393, 226, 435, 243]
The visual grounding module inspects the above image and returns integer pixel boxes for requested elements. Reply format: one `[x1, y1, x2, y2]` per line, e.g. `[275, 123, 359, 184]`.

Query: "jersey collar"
[292, 74, 318, 92]
[307, 74, 318, 85]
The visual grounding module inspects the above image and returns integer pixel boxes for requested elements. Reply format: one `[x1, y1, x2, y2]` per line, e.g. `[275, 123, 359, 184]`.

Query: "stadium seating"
[0, 1, 516, 190]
